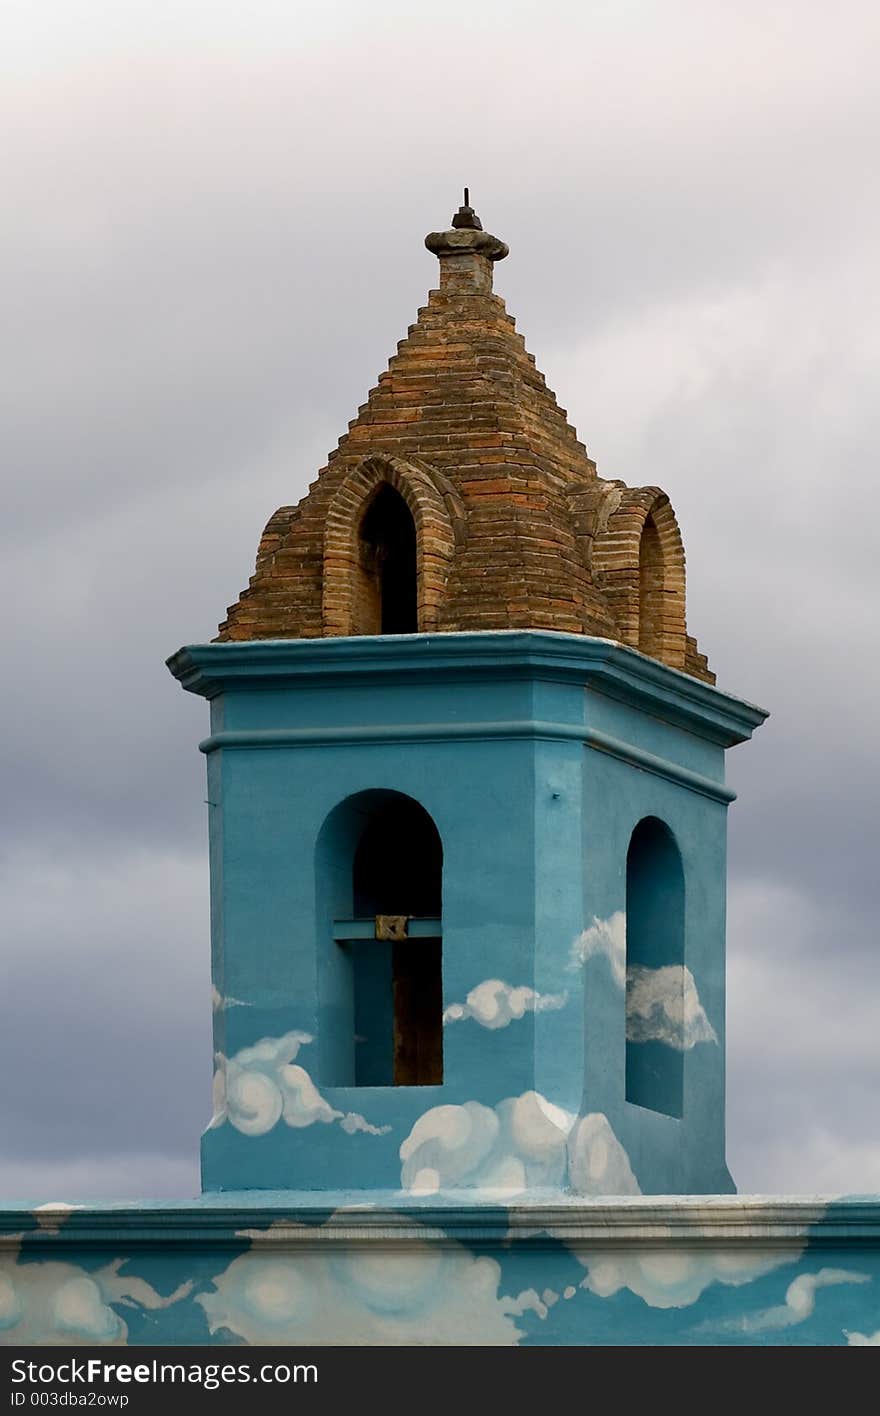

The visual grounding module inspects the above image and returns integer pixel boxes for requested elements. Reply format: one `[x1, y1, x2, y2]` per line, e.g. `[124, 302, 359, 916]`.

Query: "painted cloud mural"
[570, 911, 627, 986]
[1, 1206, 878, 1346]
[443, 979, 567, 1029]
[400, 1094, 571, 1195]
[570, 911, 717, 1050]
[709, 1269, 871, 1335]
[566, 1113, 641, 1197]
[211, 986, 248, 1011]
[213, 1032, 390, 1138]
[625, 964, 717, 1049]
[846, 1327, 880, 1345]
[399, 1093, 641, 1198]
[572, 1246, 794, 1311]
[198, 1222, 528, 1346]
[0, 1245, 191, 1346]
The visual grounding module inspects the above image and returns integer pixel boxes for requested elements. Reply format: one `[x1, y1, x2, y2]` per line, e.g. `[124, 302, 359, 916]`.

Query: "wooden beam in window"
[333, 918, 442, 941]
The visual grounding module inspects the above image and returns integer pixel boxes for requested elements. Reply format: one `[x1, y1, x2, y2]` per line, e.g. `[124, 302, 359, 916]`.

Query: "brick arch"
[591, 487, 687, 671]
[322, 456, 459, 636]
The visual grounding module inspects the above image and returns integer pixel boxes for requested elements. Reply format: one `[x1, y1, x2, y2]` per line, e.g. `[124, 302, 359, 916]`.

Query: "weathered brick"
[215, 205, 712, 681]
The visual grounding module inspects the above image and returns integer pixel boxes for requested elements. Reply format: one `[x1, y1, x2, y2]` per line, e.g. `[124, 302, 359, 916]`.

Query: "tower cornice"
[168, 630, 767, 748]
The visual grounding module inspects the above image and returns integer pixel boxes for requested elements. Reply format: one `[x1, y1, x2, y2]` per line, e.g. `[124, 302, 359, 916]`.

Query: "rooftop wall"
[2, 1197, 879, 1345]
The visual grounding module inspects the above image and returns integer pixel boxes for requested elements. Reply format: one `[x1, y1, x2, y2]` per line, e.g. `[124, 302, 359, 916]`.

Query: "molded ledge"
[167, 631, 768, 749]
[197, 722, 737, 804]
[3, 1196, 879, 1252]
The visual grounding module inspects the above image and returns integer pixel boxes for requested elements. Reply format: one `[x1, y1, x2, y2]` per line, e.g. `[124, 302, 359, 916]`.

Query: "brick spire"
[216, 200, 713, 683]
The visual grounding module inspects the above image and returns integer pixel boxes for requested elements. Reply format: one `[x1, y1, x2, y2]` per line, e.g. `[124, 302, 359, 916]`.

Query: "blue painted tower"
[9, 199, 880, 1356]
[168, 198, 767, 1200]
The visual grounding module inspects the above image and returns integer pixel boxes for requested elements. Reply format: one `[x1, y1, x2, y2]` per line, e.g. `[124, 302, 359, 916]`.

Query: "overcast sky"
[2, 0, 879, 1200]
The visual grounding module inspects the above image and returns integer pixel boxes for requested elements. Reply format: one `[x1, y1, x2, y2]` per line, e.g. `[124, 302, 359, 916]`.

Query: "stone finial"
[451, 188, 482, 229]
[425, 191, 508, 294]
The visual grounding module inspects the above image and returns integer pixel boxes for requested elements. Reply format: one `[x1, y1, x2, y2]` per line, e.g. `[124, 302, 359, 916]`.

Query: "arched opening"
[355, 484, 418, 635]
[323, 456, 460, 637]
[317, 791, 443, 1087]
[638, 515, 664, 658]
[625, 816, 685, 1117]
[352, 798, 442, 919]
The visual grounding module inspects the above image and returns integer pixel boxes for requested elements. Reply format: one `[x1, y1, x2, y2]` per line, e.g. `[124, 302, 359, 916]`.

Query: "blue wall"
[10, 632, 874, 1350]
[2, 1198, 879, 1346]
[168, 631, 766, 1198]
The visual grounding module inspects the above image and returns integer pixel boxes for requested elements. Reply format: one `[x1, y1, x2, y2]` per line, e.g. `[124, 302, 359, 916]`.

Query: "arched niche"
[591, 487, 688, 671]
[322, 455, 458, 637]
[638, 513, 665, 657]
[316, 790, 443, 1088]
[625, 816, 685, 1118]
[356, 483, 418, 635]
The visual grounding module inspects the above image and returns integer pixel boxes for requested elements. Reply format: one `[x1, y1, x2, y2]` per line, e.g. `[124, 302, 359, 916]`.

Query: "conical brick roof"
[218, 197, 712, 683]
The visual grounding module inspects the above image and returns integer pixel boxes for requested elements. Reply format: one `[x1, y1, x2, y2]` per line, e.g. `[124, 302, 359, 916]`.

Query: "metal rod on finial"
[446, 189, 487, 234]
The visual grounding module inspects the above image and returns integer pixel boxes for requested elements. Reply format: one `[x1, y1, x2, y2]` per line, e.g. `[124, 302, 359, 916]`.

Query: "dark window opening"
[352, 798, 442, 918]
[352, 798, 442, 1085]
[625, 816, 685, 1118]
[322, 794, 443, 1087]
[638, 514, 664, 657]
[357, 484, 418, 635]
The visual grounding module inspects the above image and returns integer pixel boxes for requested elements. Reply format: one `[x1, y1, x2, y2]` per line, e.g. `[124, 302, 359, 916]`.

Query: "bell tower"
[168, 197, 766, 1198]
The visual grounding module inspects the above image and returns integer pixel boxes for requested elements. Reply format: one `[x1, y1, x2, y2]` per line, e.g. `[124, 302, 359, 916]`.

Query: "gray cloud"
[726, 879, 880, 1192]
[0, 846, 210, 1195]
[2, 0, 878, 1196]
